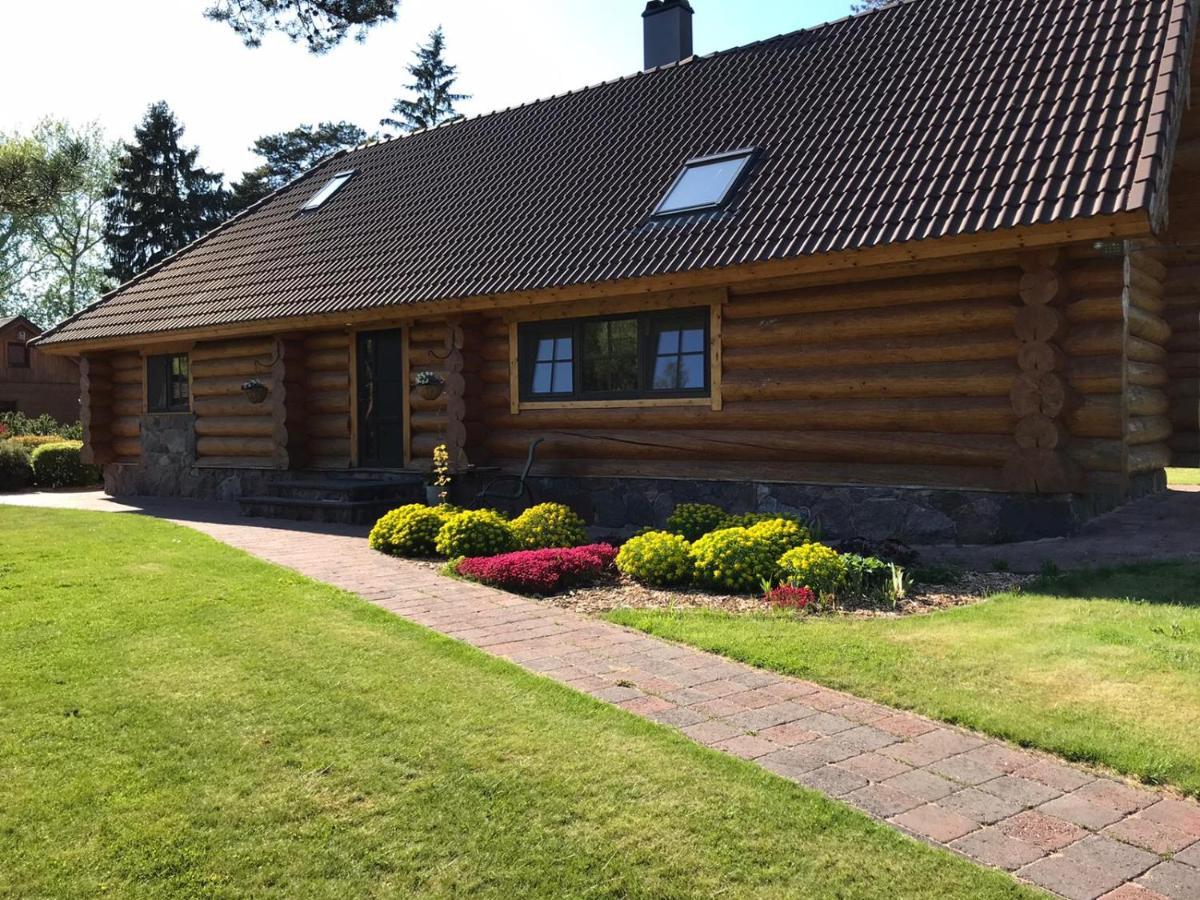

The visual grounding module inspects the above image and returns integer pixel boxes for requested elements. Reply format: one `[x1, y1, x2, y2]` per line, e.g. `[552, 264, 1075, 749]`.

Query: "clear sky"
[1, 0, 858, 182]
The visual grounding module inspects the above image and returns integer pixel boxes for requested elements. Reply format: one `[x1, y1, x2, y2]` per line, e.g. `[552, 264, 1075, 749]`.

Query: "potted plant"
[414, 370, 444, 401]
[241, 378, 269, 404]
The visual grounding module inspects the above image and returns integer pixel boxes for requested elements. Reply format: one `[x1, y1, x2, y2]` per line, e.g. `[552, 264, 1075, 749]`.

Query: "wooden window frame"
[145, 352, 191, 414]
[6, 341, 29, 369]
[513, 304, 721, 412]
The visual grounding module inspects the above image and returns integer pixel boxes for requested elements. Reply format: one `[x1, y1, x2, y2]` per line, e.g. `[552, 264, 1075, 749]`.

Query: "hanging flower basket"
[415, 371, 445, 401]
[241, 378, 269, 404]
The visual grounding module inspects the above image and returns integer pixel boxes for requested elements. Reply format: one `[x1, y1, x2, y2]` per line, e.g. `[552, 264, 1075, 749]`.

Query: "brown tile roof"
[39, 0, 1198, 347]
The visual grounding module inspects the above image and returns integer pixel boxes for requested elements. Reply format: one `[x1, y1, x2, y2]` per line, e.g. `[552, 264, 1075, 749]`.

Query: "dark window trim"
[518, 307, 710, 403]
[651, 147, 757, 218]
[7, 341, 30, 368]
[146, 353, 190, 414]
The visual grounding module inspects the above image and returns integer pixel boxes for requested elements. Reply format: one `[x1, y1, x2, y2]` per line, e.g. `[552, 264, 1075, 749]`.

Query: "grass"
[1167, 467, 1200, 486]
[0, 508, 1032, 899]
[609, 563, 1200, 796]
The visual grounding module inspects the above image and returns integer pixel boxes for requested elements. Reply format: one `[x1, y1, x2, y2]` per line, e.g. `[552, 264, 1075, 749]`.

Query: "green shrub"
[29, 440, 100, 488]
[369, 504, 453, 557]
[778, 542, 846, 596]
[435, 509, 515, 559]
[689, 527, 779, 594]
[511, 502, 587, 549]
[616, 531, 693, 587]
[746, 518, 812, 561]
[665, 503, 727, 541]
[840, 554, 895, 602]
[719, 510, 807, 531]
[0, 411, 81, 440]
[0, 443, 33, 491]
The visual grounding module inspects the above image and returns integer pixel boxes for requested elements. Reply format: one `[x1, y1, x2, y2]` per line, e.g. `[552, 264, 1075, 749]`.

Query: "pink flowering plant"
[455, 543, 617, 595]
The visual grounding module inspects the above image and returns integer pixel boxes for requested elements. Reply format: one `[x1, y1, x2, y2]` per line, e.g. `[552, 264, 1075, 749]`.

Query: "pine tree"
[231, 121, 368, 212]
[205, 0, 398, 54]
[104, 102, 229, 284]
[380, 27, 469, 134]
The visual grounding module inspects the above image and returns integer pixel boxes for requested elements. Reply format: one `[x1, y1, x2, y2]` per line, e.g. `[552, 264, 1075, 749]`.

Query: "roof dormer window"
[301, 170, 355, 211]
[653, 149, 754, 217]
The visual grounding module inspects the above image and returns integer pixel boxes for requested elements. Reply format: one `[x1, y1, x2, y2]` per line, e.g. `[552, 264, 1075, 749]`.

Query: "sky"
[0, 0, 858, 182]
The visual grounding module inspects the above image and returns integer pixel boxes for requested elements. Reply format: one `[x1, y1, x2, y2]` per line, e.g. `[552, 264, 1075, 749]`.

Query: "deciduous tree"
[381, 27, 469, 134]
[104, 102, 229, 285]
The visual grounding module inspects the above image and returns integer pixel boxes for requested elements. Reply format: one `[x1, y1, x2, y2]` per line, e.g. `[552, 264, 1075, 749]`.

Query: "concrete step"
[265, 478, 423, 503]
[237, 495, 406, 526]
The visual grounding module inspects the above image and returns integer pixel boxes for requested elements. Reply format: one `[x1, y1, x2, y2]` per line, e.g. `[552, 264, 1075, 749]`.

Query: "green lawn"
[0, 508, 1031, 899]
[610, 564, 1200, 797]
[1167, 467, 1200, 486]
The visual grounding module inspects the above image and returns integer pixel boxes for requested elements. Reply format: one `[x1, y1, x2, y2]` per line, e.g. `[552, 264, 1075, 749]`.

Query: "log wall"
[191, 336, 279, 468]
[79, 350, 143, 464]
[1164, 115, 1200, 466]
[409, 320, 450, 464]
[304, 331, 352, 468]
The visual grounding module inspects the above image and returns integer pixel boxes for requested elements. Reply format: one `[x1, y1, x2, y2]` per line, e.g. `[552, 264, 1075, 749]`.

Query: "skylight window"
[301, 170, 355, 211]
[653, 149, 754, 217]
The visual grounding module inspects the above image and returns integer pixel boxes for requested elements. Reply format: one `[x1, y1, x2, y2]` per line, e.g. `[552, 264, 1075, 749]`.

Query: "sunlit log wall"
[1165, 123, 1200, 467]
[80, 350, 143, 464]
[461, 243, 1168, 496]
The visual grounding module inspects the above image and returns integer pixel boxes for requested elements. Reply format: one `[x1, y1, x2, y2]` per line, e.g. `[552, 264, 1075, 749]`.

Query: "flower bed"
[454, 544, 617, 595]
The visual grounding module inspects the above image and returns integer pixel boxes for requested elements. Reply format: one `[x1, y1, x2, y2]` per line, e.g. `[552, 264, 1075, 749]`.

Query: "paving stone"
[690, 697, 746, 718]
[963, 743, 1041, 774]
[1019, 855, 1128, 900]
[1104, 815, 1197, 855]
[951, 827, 1046, 871]
[836, 725, 899, 753]
[845, 783, 923, 818]
[1040, 793, 1129, 831]
[891, 803, 980, 843]
[1016, 759, 1098, 793]
[757, 722, 821, 747]
[930, 752, 1005, 786]
[726, 702, 817, 732]
[832, 700, 891, 725]
[1175, 840, 1200, 867]
[1073, 780, 1160, 816]
[649, 706, 709, 728]
[1099, 884, 1170, 900]
[998, 810, 1089, 851]
[1062, 835, 1159, 882]
[1140, 798, 1200, 839]
[591, 685, 644, 703]
[681, 720, 744, 745]
[1137, 861, 1200, 900]
[713, 735, 778, 760]
[802, 712, 858, 735]
[797, 764, 869, 797]
[977, 774, 1062, 808]
[884, 769, 959, 802]
[940, 787, 1027, 825]
[874, 713, 938, 738]
[880, 728, 984, 767]
[618, 696, 676, 715]
[837, 751, 912, 782]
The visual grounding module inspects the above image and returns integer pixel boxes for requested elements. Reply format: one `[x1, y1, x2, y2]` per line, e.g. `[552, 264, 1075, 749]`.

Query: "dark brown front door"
[356, 329, 406, 467]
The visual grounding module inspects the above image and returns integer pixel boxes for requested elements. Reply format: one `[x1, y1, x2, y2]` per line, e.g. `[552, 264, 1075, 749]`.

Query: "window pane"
[531, 362, 553, 394]
[656, 329, 680, 355]
[678, 353, 705, 389]
[535, 338, 555, 362]
[657, 154, 750, 214]
[554, 337, 572, 360]
[652, 357, 679, 390]
[551, 361, 573, 393]
[582, 321, 608, 356]
[680, 328, 704, 353]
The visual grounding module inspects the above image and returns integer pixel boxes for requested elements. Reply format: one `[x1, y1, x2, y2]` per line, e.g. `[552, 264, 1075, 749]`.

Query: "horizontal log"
[192, 395, 270, 417]
[1129, 443, 1171, 473]
[409, 322, 447, 342]
[192, 375, 272, 398]
[725, 269, 1020, 319]
[1068, 439, 1124, 472]
[1126, 415, 1172, 446]
[194, 416, 273, 438]
[482, 428, 1015, 467]
[1128, 307, 1171, 345]
[113, 383, 142, 402]
[1064, 263, 1123, 293]
[84, 376, 112, 396]
[111, 418, 140, 439]
[1129, 334, 1169, 363]
[111, 366, 142, 385]
[722, 297, 1017, 348]
[1065, 296, 1123, 325]
[109, 353, 142, 372]
[1062, 324, 1121, 357]
[190, 354, 269, 379]
[1019, 269, 1060, 306]
[410, 393, 447, 413]
[306, 390, 350, 415]
[1127, 284, 1166, 315]
[1130, 386, 1170, 416]
[1064, 395, 1122, 438]
[307, 437, 351, 459]
[484, 397, 1018, 435]
[1067, 357, 1121, 394]
[191, 337, 275, 362]
[112, 437, 141, 458]
[306, 348, 348, 371]
[722, 360, 1018, 402]
[303, 331, 350, 351]
[723, 330, 1019, 371]
[196, 435, 274, 457]
[1002, 449, 1082, 492]
[308, 370, 348, 392]
[112, 400, 142, 417]
[306, 414, 349, 438]
[1128, 361, 1169, 388]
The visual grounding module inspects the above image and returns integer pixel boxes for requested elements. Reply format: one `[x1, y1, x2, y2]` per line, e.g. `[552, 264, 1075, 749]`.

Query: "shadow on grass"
[1031, 561, 1200, 607]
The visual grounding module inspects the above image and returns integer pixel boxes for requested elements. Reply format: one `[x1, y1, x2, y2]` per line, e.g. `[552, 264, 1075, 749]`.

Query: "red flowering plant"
[763, 583, 816, 612]
[455, 543, 617, 595]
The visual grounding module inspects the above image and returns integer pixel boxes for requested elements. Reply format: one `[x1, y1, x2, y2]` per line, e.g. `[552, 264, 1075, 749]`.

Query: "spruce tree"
[231, 121, 367, 212]
[104, 102, 228, 284]
[380, 27, 469, 133]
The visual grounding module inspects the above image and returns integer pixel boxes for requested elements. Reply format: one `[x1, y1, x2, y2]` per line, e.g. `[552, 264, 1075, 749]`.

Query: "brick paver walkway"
[10, 493, 1200, 900]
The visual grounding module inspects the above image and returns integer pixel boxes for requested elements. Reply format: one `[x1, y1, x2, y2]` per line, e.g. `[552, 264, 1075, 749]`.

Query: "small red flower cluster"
[0, 423, 7, 437]
[456, 544, 617, 595]
[764, 584, 816, 610]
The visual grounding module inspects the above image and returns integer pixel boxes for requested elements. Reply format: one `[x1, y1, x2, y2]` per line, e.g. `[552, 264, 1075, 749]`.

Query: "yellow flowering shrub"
[511, 502, 587, 549]
[665, 503, 727, 541]
[746, 518, 812, 561]
[369, 504, 453, 557]
[689, 527, 778, 593]
[435, 509, 515, 558]
[616, 531, 693, 587]
[777, 542, 846, 596]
